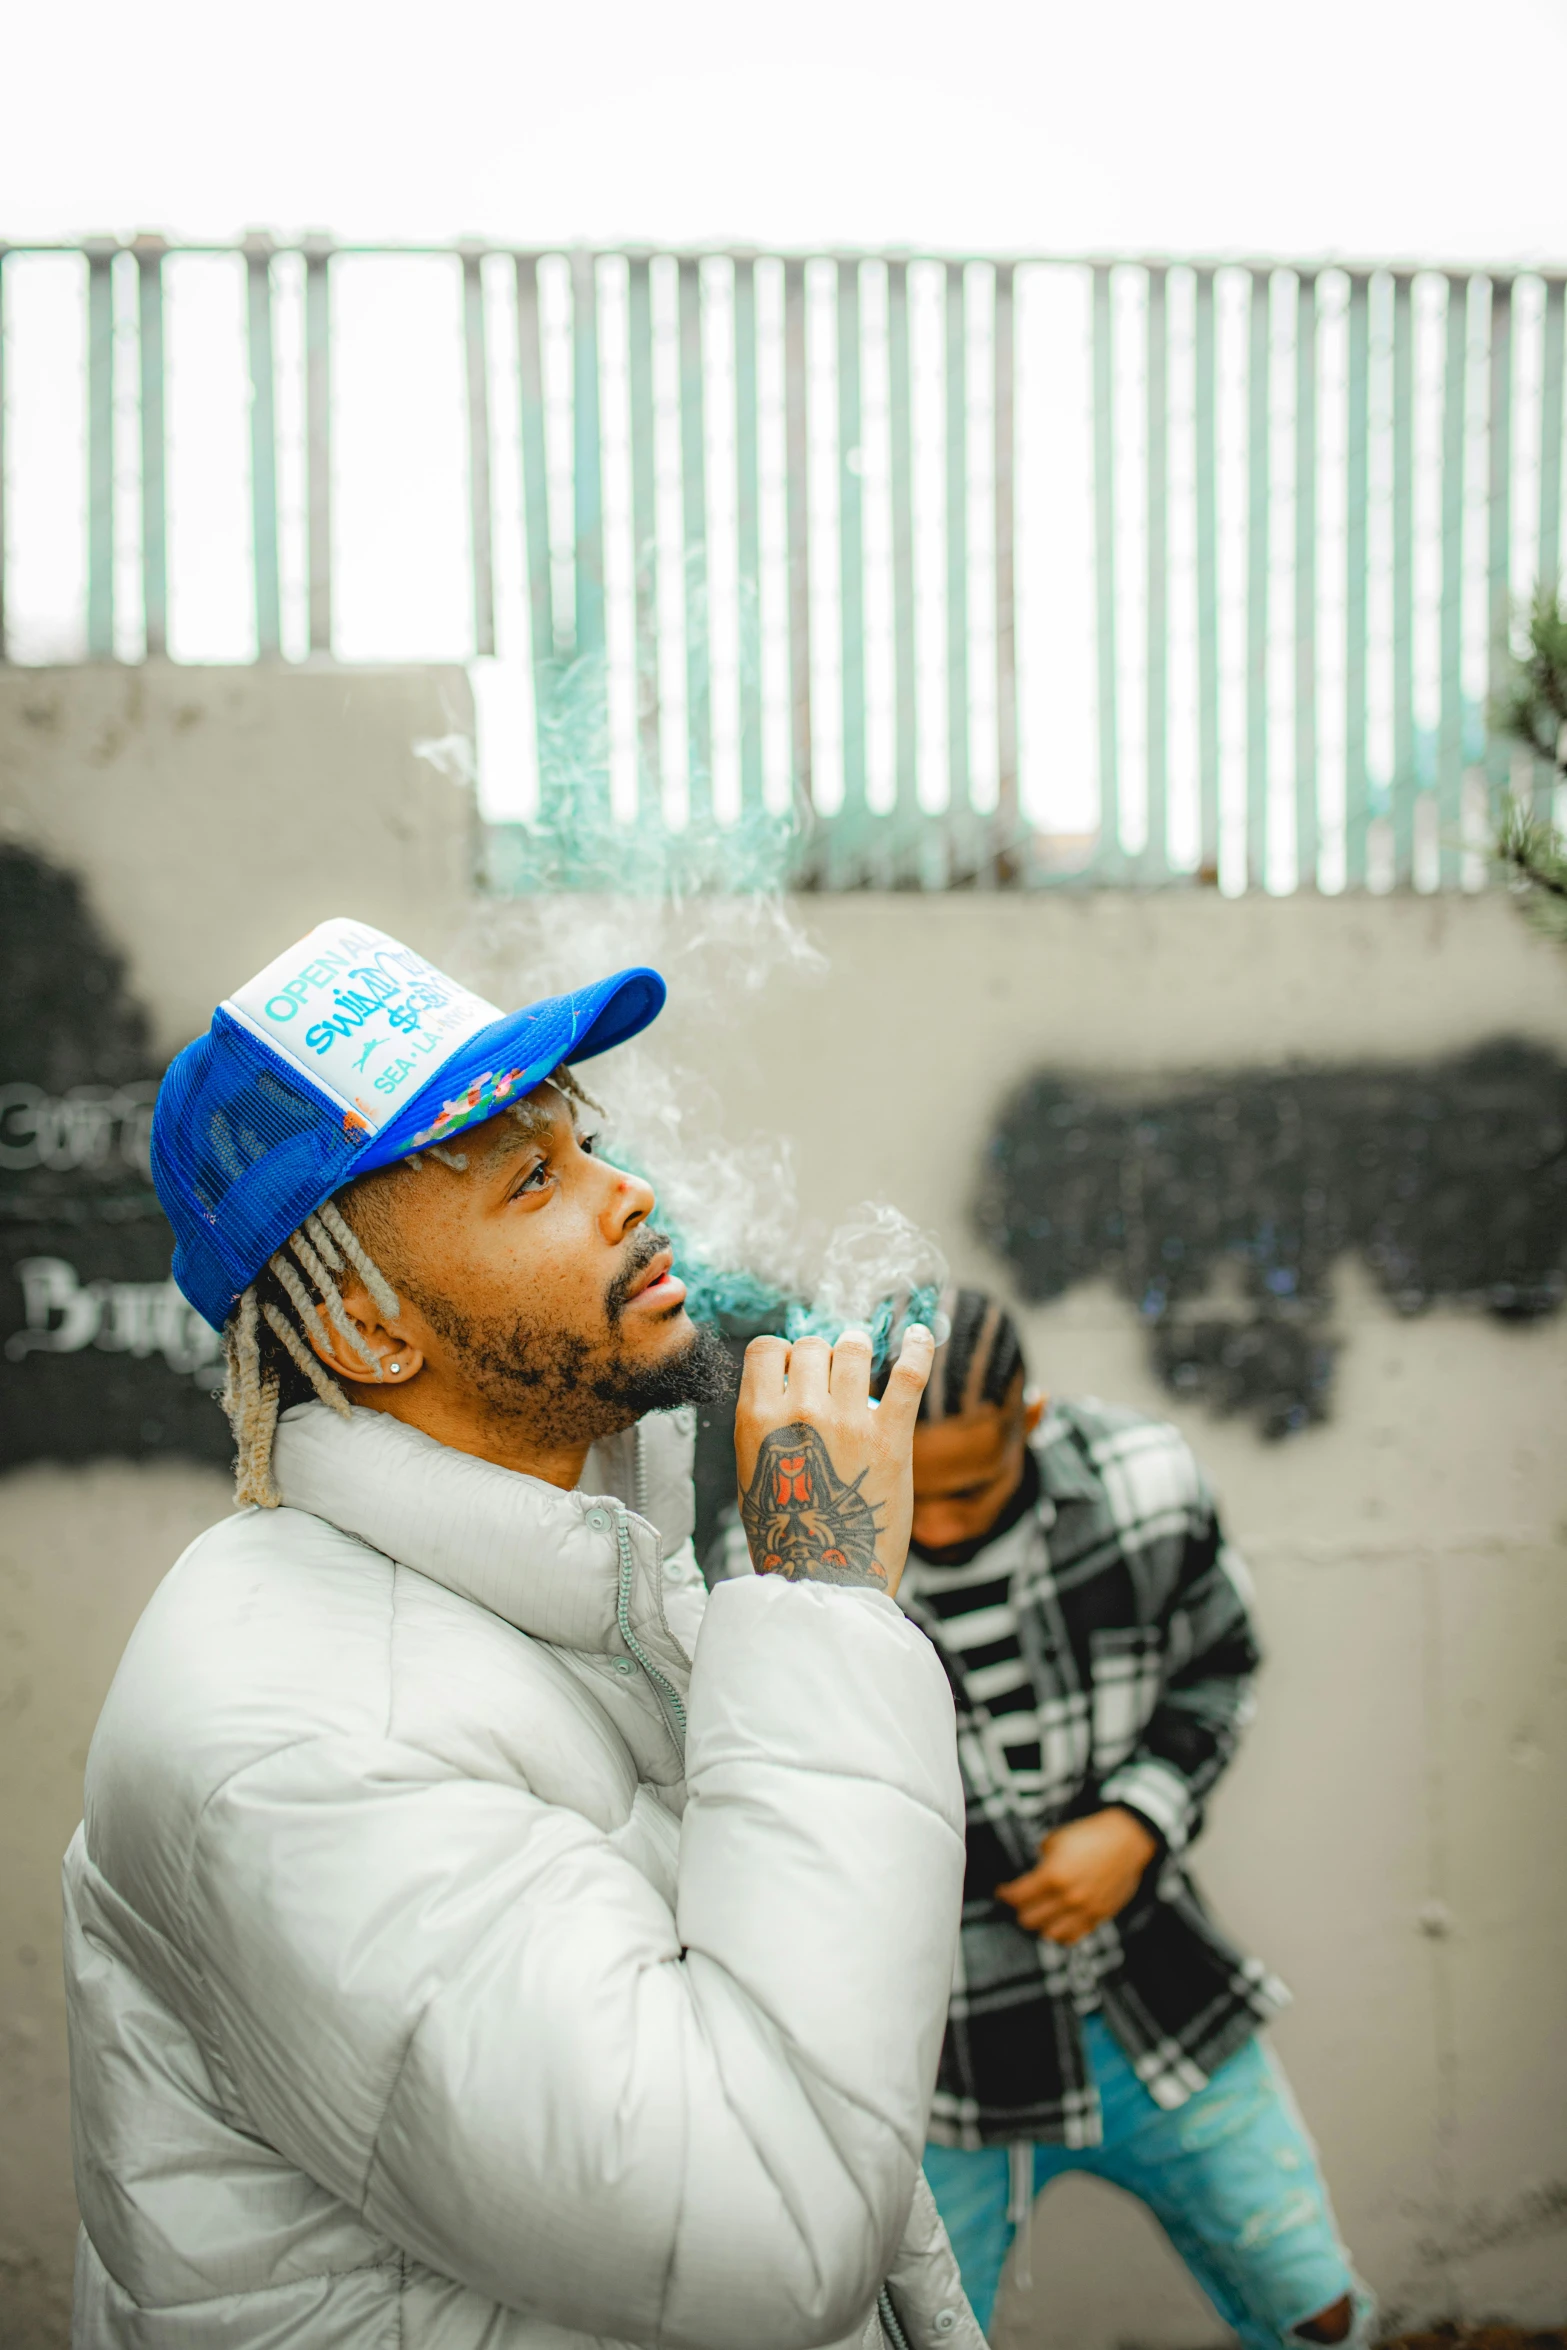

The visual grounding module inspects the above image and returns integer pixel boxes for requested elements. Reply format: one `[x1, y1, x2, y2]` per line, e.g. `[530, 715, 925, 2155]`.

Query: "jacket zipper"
[633, 1419, 650, 1522]
[877, 2287, 912, 2350]
[613, 1508, 688, 1750]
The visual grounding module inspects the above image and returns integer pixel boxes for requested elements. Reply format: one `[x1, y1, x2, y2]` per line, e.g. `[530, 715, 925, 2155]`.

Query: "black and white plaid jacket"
[899, 1398, 1289, 2149]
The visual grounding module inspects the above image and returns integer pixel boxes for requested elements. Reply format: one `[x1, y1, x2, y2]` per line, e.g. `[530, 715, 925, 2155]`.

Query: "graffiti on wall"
[977, 1049, 1567, 1437]
[9, 831, 1567, 1466]
[0, 844, 228, 1472]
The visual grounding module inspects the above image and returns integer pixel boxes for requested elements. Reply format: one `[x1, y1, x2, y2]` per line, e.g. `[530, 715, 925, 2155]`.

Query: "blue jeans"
[924, 2017, 1373, 2347]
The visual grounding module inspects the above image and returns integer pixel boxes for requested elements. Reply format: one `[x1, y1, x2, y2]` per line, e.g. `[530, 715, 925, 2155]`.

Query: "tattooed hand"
[735, 1324, 935, 1597]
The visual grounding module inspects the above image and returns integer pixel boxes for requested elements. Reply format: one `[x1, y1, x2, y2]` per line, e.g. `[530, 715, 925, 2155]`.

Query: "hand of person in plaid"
[996, 1807, 1159, 1944]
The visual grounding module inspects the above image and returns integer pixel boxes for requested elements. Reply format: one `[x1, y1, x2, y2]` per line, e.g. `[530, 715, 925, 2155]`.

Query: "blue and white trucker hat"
[151, 916, 665, 1332]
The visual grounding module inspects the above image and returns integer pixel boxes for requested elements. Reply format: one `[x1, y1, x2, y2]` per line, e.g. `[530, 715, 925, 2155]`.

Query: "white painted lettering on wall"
[5, 1258, 225, 1386]
[0, 1083, 158, 1177]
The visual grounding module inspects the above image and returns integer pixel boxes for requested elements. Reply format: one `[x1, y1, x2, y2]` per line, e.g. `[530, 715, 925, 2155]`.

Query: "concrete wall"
[2, 663, 1565, 2343]
[0, 661, 478, 1040]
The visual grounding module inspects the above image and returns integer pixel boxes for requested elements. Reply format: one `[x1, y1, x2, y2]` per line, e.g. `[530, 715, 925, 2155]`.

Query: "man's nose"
[598, 1160, 656, 1242]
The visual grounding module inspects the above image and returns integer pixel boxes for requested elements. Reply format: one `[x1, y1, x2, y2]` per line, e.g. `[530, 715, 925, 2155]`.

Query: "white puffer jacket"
[63, 1401, 981, 2350]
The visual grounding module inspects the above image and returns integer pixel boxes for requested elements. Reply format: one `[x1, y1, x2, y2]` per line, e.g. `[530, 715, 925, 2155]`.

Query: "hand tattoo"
[739, 1423, 886, 1586]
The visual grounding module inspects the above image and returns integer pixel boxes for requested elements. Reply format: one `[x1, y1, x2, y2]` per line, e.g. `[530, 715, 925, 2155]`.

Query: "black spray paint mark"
[0, 843, 230, 1472]
[977, 1045, 1567, 1439]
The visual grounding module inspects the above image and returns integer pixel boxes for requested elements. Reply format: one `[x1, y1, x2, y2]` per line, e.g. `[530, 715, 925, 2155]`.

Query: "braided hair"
[905, 1285, 1026, 1424]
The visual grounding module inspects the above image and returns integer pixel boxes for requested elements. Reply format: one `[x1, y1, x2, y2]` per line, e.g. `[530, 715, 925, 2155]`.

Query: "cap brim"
[356, 965, 665, 1171]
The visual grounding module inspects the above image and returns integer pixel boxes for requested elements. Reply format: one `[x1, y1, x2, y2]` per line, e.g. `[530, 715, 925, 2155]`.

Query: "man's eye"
[578, 1129, 599, 1156]
[516, 1160, 552, 1194]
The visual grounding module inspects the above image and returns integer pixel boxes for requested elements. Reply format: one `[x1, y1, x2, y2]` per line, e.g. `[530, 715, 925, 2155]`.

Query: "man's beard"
[412, 1227, 736, 1448]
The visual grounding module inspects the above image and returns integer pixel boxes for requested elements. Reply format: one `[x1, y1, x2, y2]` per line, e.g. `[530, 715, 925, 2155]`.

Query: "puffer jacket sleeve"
[187, 1572, 966, 2350]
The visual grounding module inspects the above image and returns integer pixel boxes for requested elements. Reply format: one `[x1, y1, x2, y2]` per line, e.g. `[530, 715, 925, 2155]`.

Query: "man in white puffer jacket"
[64, 917, 983, 2350]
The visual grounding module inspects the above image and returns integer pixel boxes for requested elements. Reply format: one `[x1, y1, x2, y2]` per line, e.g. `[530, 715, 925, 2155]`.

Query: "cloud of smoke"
[445, 649, 945, 1357]
[783, 1201, 949, 1363]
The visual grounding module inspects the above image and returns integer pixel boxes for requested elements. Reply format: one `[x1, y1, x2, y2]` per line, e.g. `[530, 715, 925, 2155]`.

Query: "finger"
[995, 1865, 1053, 1907]
[784, 1333, 831, 1413]
[828, 1327, 873, 1407]
[1019, 1879, 1080, 1917]
[1016, 1904, 1074, 1937]
[873, 1322, 937, 1431]
[1013, 1874, 1080, 1920]
[1019, 1888, 1085, 1932]
[739, 1334, 788, 1414]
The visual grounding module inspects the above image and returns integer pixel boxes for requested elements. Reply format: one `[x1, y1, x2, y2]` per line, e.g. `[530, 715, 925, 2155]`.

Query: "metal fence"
[0, 235, 1562, 891]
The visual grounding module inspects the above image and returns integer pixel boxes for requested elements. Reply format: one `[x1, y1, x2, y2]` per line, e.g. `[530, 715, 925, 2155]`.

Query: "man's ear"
[305, 1274, 426, 1390]
[1022, 1385, 1048, 1437]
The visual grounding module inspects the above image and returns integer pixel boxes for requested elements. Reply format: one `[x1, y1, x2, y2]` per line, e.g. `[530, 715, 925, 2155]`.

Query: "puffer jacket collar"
[270, 1402, 693, 1682]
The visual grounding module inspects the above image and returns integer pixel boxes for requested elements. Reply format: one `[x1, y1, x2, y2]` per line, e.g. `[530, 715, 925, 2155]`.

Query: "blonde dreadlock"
[220, 1065, 598, 1508]
[222, 1210, 403, 1507]
[222, 1287, 283, 1509]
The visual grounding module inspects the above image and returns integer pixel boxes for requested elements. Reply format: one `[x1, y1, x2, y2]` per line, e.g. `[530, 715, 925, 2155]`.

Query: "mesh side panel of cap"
[152, 1023, 369, 1329]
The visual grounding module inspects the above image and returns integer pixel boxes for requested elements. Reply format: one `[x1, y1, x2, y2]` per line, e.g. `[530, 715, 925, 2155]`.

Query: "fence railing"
[1, 236, 1562, 891]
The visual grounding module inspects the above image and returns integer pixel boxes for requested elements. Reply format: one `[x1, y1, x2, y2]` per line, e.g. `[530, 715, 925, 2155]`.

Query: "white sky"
[5, 0, 1567, 263]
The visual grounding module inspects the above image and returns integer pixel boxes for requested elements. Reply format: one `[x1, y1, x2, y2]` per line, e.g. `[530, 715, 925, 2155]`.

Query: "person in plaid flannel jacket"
[887, 1289, 1373, 2349]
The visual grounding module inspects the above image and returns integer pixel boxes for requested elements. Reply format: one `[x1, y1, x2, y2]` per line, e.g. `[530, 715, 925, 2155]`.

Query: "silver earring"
[387, 1361, 402, 1377]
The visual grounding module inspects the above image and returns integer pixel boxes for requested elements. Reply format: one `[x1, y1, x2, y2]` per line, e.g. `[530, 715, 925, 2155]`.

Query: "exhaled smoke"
[781, 1203, 948, 1361]
[445, 638, 944, 1363]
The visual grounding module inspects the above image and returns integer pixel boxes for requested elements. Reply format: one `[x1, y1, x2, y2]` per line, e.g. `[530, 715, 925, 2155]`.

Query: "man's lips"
[625, 1248, 686, 1309]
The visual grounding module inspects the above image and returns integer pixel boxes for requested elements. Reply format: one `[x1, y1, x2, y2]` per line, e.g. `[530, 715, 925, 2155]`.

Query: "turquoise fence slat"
[1537, 273, 1566, 825]
[1091, 264, 1120, 872]
[1487, 279, 1513, 814]
[1438, 275, 1468, 889]
[837, 258, 866, 846]
[993, 261, 1019, 873]
[303, 243, 332, 656]
[626, 257, 658, 808]
[245, 241, 281, 659]
[569, 251, 607, 821]
[783, 259, 812, 814]
[1246, 269, 1269, 891]
[1144, 266, 1168, 880]
[1194, 268, 1219, 877]
[1542, 278, 1565, 602]
[678, 258, 710, 819]
[1391, 275, 1416, 885]
[1343, 274, 1371, 891]
[3, 234, 1564, 889]
[87, 247, 115, 658]
[513, 256, 554, 699]
[733, 258, 762, 816]
[136, 241, 167, 659]
[945, 263, 970, 833]
[462, 250, 495, 662]
[1294, 274, 1318, 890]
[887, 260, 917, 826]
[571, 251, 604, 669]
